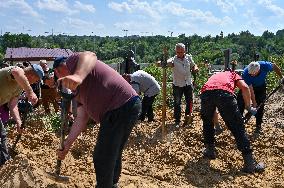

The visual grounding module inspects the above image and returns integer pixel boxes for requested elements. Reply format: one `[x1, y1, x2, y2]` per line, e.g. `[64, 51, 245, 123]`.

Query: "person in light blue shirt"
[237, 61, 283, 136]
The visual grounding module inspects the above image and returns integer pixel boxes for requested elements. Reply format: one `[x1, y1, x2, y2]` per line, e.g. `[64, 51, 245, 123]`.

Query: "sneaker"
[175, 121, 181, 128]
[242, 153, 265, 173]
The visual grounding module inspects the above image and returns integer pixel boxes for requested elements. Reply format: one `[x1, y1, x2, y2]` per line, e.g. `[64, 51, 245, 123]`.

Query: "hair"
[175, 43, 185, 50]
[248, 61, 260, 75]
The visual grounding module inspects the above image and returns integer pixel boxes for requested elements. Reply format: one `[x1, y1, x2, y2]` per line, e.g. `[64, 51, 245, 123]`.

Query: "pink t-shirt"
[66, 53, 137, 123]
[201, 71, 242, 94]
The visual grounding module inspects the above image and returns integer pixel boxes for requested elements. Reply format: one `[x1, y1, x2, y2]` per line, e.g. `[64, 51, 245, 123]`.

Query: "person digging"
[200, 70, 265, 173]
[0, 64, 43, 166]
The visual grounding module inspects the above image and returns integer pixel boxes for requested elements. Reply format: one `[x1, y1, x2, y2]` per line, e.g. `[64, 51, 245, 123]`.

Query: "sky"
[0, 0, 284, 37]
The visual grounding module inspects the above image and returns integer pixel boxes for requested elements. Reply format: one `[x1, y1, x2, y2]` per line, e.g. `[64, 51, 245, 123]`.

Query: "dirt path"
[1, 91, 284, 188]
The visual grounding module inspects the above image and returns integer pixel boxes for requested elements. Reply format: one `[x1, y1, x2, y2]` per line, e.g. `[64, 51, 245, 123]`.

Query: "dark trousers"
[173, 85, 193, 123]
[0, 118, 10, 166]
[201, 90, 252, 155]
[237, 84, 266, 128]
[140, 95, 157, 121]
[93, 97, 141, 188]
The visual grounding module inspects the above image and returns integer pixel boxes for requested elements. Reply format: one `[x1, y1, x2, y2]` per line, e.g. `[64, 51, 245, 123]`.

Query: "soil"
[1, 90, 284, 188]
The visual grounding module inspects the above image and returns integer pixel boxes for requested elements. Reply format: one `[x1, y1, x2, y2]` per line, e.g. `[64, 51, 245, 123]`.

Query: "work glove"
[246, 106, 258, 116]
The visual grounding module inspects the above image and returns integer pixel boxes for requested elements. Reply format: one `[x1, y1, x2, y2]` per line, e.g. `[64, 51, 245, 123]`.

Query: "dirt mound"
[1, 91, 284, 187]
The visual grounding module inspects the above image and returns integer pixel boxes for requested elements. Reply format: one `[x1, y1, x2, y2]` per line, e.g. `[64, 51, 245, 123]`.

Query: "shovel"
[47, 86, 73, 182]
[9, 98, 30, 157]
[243, 84, 282, 124]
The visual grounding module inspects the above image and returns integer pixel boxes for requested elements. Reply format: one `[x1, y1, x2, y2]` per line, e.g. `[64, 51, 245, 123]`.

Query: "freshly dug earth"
[1, 91, 284, 188]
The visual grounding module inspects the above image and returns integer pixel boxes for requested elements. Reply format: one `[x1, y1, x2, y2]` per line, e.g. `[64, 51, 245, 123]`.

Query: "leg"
[254, 85, 266, 131]
[41, 89, 51, 114]
[94, 98, 141, 188]
[236, 90, 245, 115]
[184, 85, 193, 116]
[139, 97, 147, 121]
[200, 92, 216, 147]
[173, 85, 183, 124]
[217, 93, 252, 155]
[144, 95, 156, 122]
[0, 119, 10, 166]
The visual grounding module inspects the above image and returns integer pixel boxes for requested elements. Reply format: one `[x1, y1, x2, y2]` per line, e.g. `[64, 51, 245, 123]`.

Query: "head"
[126, 50, 135, 60]
[122, 73, 131, 83]
[175, 43, 186, 58]
[39, 59, 49, 72]
[53, 56, 69, 80]
[24, 64, 44, 84]
[248, 61, 260, 76]
[254, 53, 260, 61]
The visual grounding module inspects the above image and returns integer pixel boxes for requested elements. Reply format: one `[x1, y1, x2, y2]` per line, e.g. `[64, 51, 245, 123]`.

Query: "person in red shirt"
[200, 71, 264, 173]
[53, 52, 141, 188]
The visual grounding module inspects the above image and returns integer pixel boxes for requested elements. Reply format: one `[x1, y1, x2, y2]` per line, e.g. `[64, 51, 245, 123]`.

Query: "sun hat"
[248, 61, 260, 75]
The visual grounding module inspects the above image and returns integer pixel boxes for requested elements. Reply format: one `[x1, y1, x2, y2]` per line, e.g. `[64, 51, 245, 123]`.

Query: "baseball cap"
[31, 64, 44, 79]
[53, 56, 67, 69]
[248, 61, 260, 75]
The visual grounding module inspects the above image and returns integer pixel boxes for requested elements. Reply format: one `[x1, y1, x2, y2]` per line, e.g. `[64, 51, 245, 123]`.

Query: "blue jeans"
[0, 118, 10, 166]
[93, 96, 141, 188]
[173, 85, 193, 123]
[201, 90, 252, 155]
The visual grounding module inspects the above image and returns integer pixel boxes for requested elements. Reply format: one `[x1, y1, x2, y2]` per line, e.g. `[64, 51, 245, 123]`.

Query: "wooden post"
[161, 47, 168, 140]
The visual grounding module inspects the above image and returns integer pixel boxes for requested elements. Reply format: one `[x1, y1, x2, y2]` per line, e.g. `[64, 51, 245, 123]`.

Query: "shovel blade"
[46, 171, 70, 183]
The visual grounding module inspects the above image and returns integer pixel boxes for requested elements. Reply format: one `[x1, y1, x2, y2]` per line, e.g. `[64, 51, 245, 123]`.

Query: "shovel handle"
[55, 159, 62, 175]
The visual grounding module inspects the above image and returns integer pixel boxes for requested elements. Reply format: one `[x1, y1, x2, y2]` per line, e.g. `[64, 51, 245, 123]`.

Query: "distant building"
[4, 47, 73, 68]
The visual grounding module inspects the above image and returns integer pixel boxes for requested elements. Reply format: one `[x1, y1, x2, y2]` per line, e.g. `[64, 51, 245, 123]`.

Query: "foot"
[215, 124, 223, 135]
[183, 115, 193, 126]
[203, 146, 216, 160]
[175, 121, 181, 128]
[242, 154, 265, 173]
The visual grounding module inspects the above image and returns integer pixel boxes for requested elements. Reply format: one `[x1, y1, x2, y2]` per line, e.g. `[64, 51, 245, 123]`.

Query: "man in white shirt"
[170, 43, 199, 126]
[123, 70, 160, 122]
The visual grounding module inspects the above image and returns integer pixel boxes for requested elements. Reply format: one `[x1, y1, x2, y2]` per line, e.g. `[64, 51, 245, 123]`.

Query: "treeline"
[0, 29, 284, 66]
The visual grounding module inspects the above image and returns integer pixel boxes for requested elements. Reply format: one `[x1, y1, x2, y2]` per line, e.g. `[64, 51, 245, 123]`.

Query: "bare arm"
[272, 63, 283, 78]
[249, 85, 257, 107]
[11, 67, 33, 95]
[57, 105, 89, 159]
[58, 52, 97, 91]
[236, 80, 251, 109]
[8, 97, 23, 133]
[11, 67, 38, 105]
[74, 52, 97, 81]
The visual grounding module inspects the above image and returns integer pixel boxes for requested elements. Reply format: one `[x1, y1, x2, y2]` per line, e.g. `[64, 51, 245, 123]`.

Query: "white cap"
[248, 61, 260, 75]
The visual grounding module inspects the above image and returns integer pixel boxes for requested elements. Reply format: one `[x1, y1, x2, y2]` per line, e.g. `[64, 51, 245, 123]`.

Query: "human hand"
[26, 91, 38, 105]
[16, 124, 25, 134]
[58, 75, 83, 91]
[57, 147, 69, 160]
[247, 106, 258, 116]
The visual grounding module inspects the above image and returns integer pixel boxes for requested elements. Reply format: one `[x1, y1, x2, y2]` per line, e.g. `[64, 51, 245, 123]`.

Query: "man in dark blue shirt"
[237, 61, 283, 136]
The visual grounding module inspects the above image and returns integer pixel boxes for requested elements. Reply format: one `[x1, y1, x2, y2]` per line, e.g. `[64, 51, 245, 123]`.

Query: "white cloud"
[108, 0, 161, 20]
[243, 9, 264, 34]
[62, 18, 104, 30]
[215, 0, 237, 13]
[36, 0, 77, 15]
[0, 0, 41, 18]
[258, 0, 284, 17]
[74, 1, 96, 13]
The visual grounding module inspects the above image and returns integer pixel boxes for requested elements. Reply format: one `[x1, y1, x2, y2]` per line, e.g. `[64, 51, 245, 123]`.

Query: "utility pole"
[122, 29, 128, 37]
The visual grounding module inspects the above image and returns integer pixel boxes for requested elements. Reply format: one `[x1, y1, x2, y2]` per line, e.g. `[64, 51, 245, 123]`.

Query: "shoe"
[175, 121, 181, 128]
[253, 126, 261, 139]
[183, 115, 193, 126]
[215, 124, 223, 135]
[203, 145, 216, 160]
[242, 153, 265, 173]
[112, 183, 119, 188]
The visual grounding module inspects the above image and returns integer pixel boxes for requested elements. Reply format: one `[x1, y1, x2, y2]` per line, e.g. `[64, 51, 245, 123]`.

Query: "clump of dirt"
[1, 91, 284, 188]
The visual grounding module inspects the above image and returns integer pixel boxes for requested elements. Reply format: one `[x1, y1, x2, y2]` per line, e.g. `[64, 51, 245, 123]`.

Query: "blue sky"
[0, 0, 284, 37]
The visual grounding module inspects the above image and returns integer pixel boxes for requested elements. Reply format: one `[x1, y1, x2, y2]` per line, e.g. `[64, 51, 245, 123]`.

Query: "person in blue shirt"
[237, 61, 283, 136]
